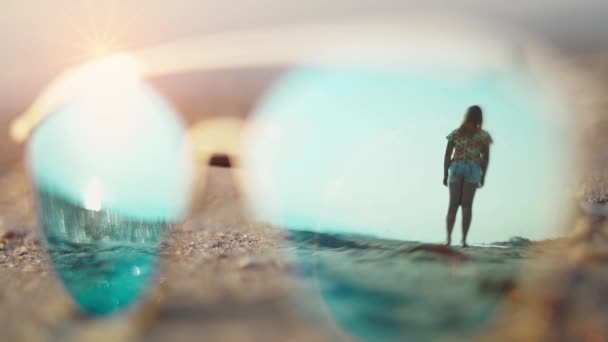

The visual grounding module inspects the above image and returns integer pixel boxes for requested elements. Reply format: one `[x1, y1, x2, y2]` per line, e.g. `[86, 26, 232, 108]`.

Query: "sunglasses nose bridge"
[189, 117, 245, 164]
[187, 117, 246, 213]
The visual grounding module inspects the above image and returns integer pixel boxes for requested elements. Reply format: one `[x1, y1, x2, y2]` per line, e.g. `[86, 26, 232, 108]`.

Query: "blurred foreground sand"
[0, 164, 331, 342]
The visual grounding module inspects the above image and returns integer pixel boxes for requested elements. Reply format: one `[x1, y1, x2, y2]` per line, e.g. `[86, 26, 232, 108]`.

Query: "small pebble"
[204, 242, 218, 249]
[2, 229, 26, 240]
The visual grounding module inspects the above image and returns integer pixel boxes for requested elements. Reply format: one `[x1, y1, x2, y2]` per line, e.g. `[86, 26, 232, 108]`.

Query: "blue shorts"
[449, 161, 482, 184]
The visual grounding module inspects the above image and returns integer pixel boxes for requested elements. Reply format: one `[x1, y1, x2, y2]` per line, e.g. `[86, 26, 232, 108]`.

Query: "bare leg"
[446, 181, 463, 246]
[460, 183, 478, 247]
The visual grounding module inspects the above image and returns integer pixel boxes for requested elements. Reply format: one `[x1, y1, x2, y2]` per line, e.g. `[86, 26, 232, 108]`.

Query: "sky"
[2, 0, 608, 116]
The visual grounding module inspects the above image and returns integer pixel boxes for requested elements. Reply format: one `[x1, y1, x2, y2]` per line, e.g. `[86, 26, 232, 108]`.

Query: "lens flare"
[11, 54, 140, 143]
[83, 177, 103, 212]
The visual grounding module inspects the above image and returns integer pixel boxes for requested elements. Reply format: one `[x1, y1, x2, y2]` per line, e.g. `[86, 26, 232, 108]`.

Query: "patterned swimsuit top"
[446, 128, 493, 165]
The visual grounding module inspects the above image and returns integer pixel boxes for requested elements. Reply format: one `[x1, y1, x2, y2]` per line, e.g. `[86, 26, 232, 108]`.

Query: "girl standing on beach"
[443, 105, 493, 247]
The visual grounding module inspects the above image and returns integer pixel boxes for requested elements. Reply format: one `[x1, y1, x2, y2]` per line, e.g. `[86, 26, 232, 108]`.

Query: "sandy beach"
[0, 163, 335, 341]
[0, 47, 606, 341]
[0, 162, 576, 342]
[0, 157, 605, 342]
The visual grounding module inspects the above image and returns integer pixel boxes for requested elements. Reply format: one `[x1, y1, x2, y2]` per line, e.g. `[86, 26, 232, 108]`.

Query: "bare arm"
[443, 141, 454, 186]
[480, 145, 490, 184]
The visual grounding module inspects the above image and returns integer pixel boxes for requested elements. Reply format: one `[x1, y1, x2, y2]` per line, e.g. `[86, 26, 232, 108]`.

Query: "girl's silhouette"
[443, 105, 493, 247]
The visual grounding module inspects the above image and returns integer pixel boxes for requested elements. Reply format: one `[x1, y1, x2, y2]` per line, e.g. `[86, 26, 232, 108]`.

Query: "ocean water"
[289, 231, 545, 341]
[36, 190, 169, 316]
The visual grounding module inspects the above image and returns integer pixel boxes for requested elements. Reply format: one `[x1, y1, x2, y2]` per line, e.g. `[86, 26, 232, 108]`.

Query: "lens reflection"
[244, 40, 578, 243]
[243, 24, 580, 341]
[37, 190, 167, 315]
[28, 72, 192, 316]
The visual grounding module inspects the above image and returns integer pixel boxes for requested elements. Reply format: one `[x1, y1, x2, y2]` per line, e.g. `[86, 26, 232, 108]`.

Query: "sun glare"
[87, 42, 114, 59]
[10, 53, 141, 143]
[83, 177, 103, 211]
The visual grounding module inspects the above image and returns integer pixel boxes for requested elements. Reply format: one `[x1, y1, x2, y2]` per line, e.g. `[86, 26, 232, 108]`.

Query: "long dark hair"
[459, 105, 483, 136]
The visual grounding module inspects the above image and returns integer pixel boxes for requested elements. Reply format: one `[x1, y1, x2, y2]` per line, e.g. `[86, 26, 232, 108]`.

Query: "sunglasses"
[7, 15, 599, 339]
